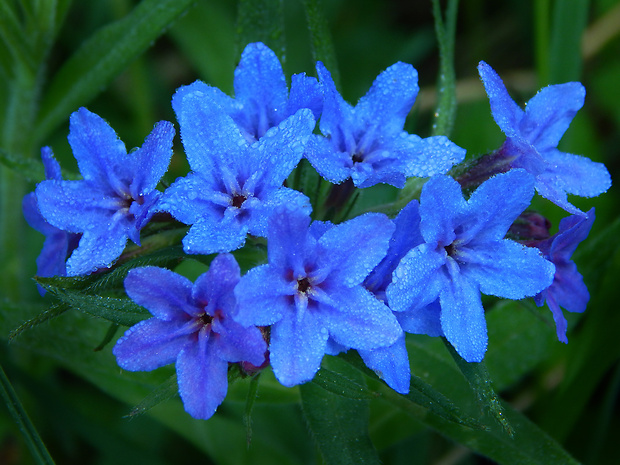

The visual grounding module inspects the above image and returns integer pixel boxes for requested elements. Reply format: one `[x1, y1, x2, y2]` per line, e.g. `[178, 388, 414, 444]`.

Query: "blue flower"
[305, 61, 465, 188]
[387, 170, 556, 362]
[178, 42, 322, 143]
[160, 86, 315, 255]
[113, 254, 267, 420]
[533, 209, 595, 343]
[357, 201, 443, 393]
[34, 108, 174, 276]
[478, 61, 611, 215]
[23, 147, 80, 293]
[233, 207, 402, 387]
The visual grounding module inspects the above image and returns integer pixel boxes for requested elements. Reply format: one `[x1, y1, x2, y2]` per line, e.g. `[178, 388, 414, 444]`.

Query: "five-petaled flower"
[160, 87, 315, 255]
[233, 207, 402, 387]
[532, 208, 595, 343]
[305, 61, 465, 188]
[23, 147, 81, 293]
[387, 170, 556, 362]
[34, 108, 174, 276]
[177, 42, 322, 143]
[478, 61, 611, 215]
[113, 254, 267, 420]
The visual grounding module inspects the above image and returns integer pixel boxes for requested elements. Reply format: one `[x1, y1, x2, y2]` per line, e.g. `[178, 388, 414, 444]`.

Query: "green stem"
[0, 363, 56, 465]
[431, 0, 459, 137]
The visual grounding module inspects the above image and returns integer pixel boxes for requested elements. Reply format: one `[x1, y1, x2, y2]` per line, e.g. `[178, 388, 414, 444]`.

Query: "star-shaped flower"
[23, 147, 80, 293]
[34, 108, 174, 275]
[478, 61, 611, 215]
[178, 42, 322, 143]
[533, 208, 595, 343]
[160, 87, 315, 255]
[233, 207, 402, 387]
[387, 170, 556, 362]
[305, 61, 465, 188]
[113, 254, 267, 420]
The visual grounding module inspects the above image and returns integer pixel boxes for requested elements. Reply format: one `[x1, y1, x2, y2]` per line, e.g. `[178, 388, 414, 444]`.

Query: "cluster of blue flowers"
[24, 43, 610, 419]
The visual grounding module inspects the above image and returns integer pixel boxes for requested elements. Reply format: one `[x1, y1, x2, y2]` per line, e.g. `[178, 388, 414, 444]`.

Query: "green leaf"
[9, 302, 70, 341]
[35, 0, 195, 143]
[126, 375, 179, 418]
[311, 366, 378, 400]
[0, 363, 56, 465]
[300, 358, 381, 465]
[236, 0, 285, 62]
[37, 284, 149, 327]
[548, 0, 590, 83]
[444, 340, 514, 437]
[300, 0, 340, 87]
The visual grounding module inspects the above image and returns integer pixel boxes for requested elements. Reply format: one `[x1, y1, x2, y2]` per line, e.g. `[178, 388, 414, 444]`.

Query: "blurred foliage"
[1, 0, 619, 464]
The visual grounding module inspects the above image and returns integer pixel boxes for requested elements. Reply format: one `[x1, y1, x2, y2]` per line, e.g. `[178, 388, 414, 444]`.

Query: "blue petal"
[547, 261, 589, 314]
[365, 200, 423, 296]
[287, 72, 323, 121]
[193, 253, 240, 311]
[124, 267, 195, 320]
[130, 120, 174, 196]
[538, 149, 611, 201]
[316, 62, 356, 148]
[397, 300, 444, 337]
[177, 336, 229, 420]
[172, 86, 247, 173]
[269, 309, 329, 387]
[522, 82, 585, 151]
[234, 264, 295, 327]
[248, 187, 311, 237]
[462, 240, 555, 299]
[464, 169, 534, 243]
[233, 42, 288, 137]
[387, 244, 446, 313]
[317, 213, 394, 287]
[359, 335, 411, 394]
[159, 172, 225, 225]
[322, 285, 401, 351]
[439, 262, 488, 362]
[477, 61, 524, 139]
[551, 208, 595, 260]
[419, 175, 467, 245]
[67, 108, 127, 191]
[41, 146, 62, 181]
[250, 108, 315, 189]
[304, 134, 352, 184]
[266, 207, 314, 275]
[65, 224, 129, 275]
[182, 216, 249, 254]
[35, 180, 118, 233]
[212, 320, 266, 366]
[355, 62, 419, 135]
[396, 134, 466, 178]
[113, 318, 192, 371]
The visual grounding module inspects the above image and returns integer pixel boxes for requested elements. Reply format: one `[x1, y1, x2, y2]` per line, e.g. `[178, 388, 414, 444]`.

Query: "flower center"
[297, 277, 311, 293]
[199, 312, 213, 326]
[232, 193, 247, 208]
[352, 152, 364, 164]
